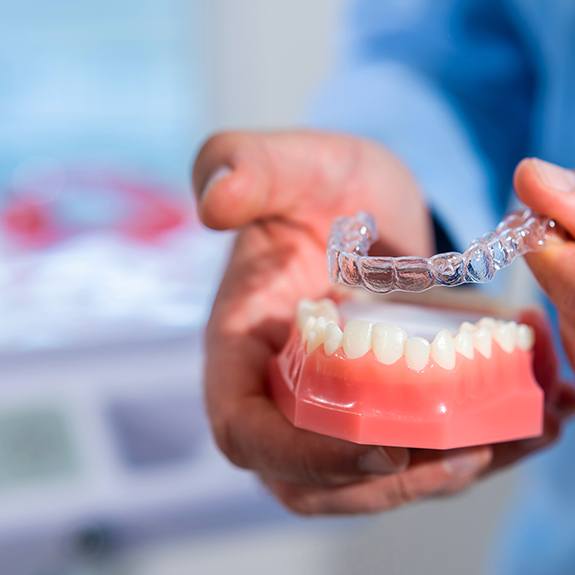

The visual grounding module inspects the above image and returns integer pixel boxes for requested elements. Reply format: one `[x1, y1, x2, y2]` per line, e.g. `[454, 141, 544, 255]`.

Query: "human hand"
[514, 158, 575, 373]
[192, 132, 570, 514]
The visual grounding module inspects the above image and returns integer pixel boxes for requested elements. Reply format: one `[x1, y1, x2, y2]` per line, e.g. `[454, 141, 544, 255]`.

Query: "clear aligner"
[328, 209, 555, 293]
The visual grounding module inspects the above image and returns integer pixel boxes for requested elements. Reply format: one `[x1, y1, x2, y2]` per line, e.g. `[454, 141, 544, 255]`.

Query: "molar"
[315, 298, 339, 323]
[517, 324, 535, 351]
[372, 324, 407, 365]
[431, 330, 456, 370]
[405, 337, 430, 371]
[297, 298, 339, 331]
[343, 320, 373, 359]
[477, 317, 497, 331]
[460, 321, 477, 333]
[493, 321, 517, 353]
[297, 300, 316, 331]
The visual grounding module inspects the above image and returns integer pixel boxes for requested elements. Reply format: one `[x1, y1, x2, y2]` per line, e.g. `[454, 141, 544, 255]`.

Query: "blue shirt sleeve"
[309, 0, 537, 251]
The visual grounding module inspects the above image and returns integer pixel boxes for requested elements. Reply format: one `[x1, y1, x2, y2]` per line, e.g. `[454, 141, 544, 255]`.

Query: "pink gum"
[270, 330, 544, 450]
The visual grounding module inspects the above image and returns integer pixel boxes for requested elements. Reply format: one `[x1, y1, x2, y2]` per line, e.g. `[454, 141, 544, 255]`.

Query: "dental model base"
[328, 209, 554, 293]
[270, 298, 543, 449]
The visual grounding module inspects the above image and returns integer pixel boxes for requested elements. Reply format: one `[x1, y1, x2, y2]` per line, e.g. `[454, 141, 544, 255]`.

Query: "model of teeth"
[297, 299, 535, 372]
[273, 297, 544, 449]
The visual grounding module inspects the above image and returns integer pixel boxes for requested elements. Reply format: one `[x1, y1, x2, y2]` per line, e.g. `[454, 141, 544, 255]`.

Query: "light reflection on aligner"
[328, 209, 554, 294]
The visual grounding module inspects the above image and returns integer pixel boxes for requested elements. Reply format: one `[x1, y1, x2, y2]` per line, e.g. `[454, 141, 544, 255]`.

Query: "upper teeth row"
[297, 299, 535, 372]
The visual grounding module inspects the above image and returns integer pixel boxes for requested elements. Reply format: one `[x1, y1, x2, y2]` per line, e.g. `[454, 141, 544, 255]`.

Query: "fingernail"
[533, 159, 575, 193]
[358, 446, 410, 475]
[443, 451, 488, 479]
[200, 166, 232, 198]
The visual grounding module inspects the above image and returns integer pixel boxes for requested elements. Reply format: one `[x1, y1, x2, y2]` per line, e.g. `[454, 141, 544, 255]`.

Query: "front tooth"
[473, 327, 492, 358]
[323, 322, 343, 356]
[315, 299, 339, 323]
[431, 330, 456, 370]
[297, 300, 316, 331]
[454, 330, 474, 360]
[477, 317, 497, 331]
[405, 337, 430, 371]
[343, 320, 373, 359]
[493, 321, 517, 353]
[517, 324, 535, 351]
[372, 324, 407, 365]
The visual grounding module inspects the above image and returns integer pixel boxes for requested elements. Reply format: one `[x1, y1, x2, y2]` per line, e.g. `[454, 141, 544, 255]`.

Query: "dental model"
[328, 209, 554, 293]
[270, 208, 551, 449]
[270, 298, 542, 449]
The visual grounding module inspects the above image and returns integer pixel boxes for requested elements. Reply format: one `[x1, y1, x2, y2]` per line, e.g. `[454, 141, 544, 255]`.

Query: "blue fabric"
[309, 1, 575, 573]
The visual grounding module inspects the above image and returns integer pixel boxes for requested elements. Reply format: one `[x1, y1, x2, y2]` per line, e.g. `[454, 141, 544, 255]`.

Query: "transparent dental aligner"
[328, 209, 555, 293]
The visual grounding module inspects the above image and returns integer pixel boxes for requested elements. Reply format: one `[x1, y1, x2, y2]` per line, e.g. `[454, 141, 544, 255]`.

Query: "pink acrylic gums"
[270, 296, 544, 450]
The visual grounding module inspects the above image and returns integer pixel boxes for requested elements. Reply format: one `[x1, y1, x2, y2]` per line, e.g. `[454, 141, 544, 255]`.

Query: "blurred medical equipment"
[0, 168, 284, 575]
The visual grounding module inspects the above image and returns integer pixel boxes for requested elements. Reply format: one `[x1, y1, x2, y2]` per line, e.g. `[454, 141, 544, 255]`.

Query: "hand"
[192, 131, 569, 515]
[514, 158, 575, 372]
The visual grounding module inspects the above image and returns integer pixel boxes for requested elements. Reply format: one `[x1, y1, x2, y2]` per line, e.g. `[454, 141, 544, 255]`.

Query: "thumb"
[514, 158, 575, 237]
[191, 131, 432, 257]
[192, 130, 360, 231]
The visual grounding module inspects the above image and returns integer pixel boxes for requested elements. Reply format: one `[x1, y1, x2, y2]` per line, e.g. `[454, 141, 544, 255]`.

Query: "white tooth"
[315, 299, 339, 323]
[372, 324, 407, 365]
[302, 316, 317, 340]
[493, 321, 517, 353]
[477, 317, 497, 331]
[454, 330, 474, 360]
[473, 327, 492, 358]
[405, 337, 430, 372]
[323, 322, 343, 356]
[297, 300, 316, 331]
[517, 324, 535, 351]
[305, 317, 328, 353]
[343, 320, 373, 359]
[306, 329, 324, 353]
[431, 330, 456, 370]
[460, 321, 477, 333]
[297, 298, 339, 331]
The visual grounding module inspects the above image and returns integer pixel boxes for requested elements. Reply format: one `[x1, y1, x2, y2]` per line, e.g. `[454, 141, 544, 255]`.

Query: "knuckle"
[297, 449, 330, 486]
[389, 474, 420, 507]
[385, 472, 444, 509]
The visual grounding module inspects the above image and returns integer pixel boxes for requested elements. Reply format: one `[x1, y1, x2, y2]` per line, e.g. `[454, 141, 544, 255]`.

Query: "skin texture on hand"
[192, 131, 573, 515]
[514, 158, 575, 371]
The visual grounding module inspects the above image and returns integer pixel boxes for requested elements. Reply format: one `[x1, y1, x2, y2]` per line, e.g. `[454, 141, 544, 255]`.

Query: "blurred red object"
[2, 168, 194, 248]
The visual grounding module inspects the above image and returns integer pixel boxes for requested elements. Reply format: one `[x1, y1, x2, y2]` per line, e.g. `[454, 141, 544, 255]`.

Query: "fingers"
[552, 383, 575, 419]
[192, 130, 360, 230]
[263, 447, 492, 515]
[205, 325, 409, 487]
[211, 392, 410, 487]
[514, 158, 575, 237]
[192, 130, 433, 256]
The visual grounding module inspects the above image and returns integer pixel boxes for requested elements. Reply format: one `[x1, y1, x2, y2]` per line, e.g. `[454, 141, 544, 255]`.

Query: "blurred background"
[0, 1, 525, 574]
